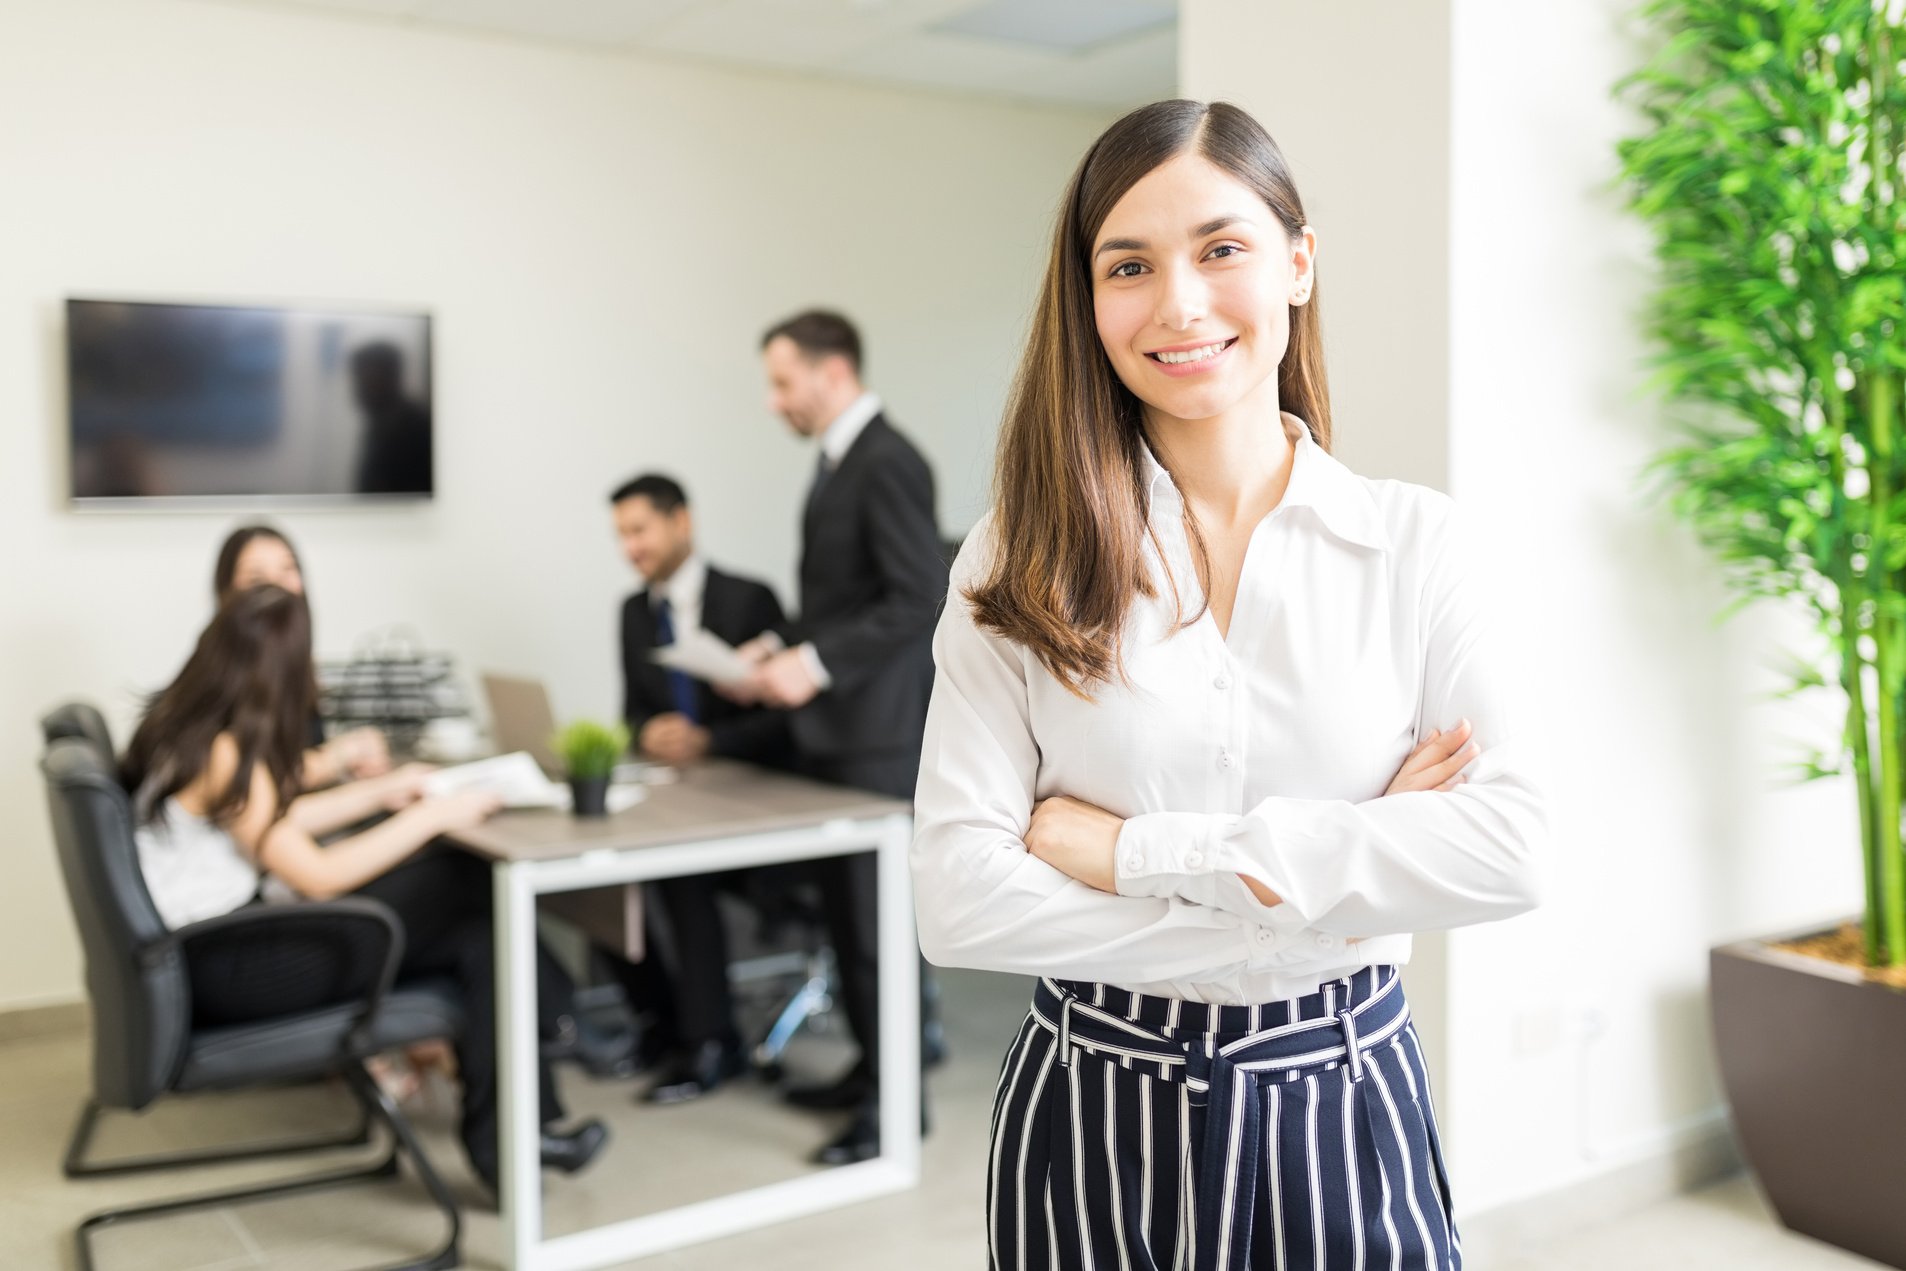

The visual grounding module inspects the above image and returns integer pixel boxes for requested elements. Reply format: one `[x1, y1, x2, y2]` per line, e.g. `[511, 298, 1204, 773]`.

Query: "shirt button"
[1317, 933, 1342, 951]
[1184, 850, 1204, 869]
[1218, 750, 1232, 771]
[1125, 854, 1143, 871]
[1254, 930, 1273, 946]
[1214, 674, 1230, 690]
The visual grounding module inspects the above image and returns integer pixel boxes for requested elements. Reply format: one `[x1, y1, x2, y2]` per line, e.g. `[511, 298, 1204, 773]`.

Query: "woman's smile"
[1145, 335, 1238, 374]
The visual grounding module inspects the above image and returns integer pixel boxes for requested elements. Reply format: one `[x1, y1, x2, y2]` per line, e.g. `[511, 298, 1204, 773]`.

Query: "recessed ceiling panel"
[931, 0, 1174, 53]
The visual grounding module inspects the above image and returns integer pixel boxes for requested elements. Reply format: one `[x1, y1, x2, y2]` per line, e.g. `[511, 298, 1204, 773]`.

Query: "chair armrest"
[158, 899, 406, 1048]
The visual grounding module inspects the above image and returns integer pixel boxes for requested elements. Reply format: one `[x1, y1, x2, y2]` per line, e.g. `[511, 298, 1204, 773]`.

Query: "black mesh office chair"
[39, 708, 466, 1271]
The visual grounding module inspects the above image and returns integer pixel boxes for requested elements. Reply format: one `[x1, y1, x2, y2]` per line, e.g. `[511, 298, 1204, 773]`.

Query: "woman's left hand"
[330, 727, 392, 779]
[1025, 795, 1125, 893]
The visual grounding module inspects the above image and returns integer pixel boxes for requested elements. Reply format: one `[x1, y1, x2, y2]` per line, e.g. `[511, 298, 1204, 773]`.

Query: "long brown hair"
[966, 100, 1331, 695]
[122, 585, 314, 828]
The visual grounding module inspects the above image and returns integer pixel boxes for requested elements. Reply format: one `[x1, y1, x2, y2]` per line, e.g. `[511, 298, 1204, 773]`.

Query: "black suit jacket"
[779, 414, 947, 761]
[622, 564, 792, 767]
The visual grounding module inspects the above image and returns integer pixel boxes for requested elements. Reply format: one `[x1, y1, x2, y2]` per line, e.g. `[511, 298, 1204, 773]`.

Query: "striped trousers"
[987, 967, 1460, 1271]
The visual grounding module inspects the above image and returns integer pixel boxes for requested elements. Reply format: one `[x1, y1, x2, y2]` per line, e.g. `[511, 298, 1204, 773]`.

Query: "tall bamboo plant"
[1619, 0, 1906, 965]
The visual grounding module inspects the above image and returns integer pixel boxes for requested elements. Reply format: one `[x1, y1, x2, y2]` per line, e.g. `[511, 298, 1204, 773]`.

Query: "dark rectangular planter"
[1712, 924, 1906, 1268]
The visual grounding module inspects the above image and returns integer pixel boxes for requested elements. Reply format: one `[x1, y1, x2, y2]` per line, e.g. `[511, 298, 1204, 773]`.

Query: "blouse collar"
[1138, 412, 1391, 553]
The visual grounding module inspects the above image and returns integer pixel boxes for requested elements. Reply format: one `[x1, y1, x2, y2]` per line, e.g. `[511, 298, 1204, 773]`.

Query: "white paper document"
[650, 627, 753, 684]
[423, 751, 566, 808]
[422, 751, 649, 814]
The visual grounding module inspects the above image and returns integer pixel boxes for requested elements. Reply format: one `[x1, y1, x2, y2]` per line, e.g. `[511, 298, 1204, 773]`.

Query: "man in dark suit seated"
[604, 472, 792, 1104]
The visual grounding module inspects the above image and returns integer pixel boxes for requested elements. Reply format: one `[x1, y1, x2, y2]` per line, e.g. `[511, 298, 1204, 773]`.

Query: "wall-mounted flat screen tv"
[67, 298, 433, 506]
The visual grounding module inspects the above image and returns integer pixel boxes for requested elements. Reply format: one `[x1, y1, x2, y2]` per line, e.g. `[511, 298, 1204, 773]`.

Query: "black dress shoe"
[540, 1118, 609, 1175]
[810, 1096, 931, 1167]
[813, 1104, 881, 1166]
[470, 1119, 609, 1194]
[785, 1067, 873, 1111]
[634, 1019, 680, 1073]
[644, 1039, 746, 1105]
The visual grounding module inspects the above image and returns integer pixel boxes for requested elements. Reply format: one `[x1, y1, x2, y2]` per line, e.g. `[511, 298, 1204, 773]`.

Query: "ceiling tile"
[411, 0, 698, 43]
[934, 0, 1173, 53]
[837, 30, 1063, 94]
[998, 23, 1177, 107]
[212, 0, 1178, 108]
[640, 0, 895, 68]
[267, 0, 425, 19]
[678, 0, 980, 31]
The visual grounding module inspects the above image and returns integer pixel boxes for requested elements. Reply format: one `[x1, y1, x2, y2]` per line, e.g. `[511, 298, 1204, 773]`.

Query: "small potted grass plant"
[552, 720, 628, 818]
[1618, 2, 1906, 1263]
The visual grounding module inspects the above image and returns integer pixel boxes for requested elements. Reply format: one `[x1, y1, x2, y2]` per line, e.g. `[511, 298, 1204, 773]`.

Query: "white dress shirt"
[648, 553, 707, 638]
[911, 413, 1547, 1005]
[819, 390, 882, 468]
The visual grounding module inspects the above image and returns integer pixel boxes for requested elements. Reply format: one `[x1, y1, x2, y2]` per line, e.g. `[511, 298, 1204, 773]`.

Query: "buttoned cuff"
[797, 641, 833, 691]
[1116, 811, 1310, 939]
[1114, 811, 1226, 895]
[757, 631, 788, 654]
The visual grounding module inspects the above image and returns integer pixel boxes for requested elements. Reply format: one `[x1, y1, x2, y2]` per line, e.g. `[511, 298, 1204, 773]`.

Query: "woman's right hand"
[1385, 719, 1480, 796]
[420, 787, 504, 833]
[377, 762, 439, 811]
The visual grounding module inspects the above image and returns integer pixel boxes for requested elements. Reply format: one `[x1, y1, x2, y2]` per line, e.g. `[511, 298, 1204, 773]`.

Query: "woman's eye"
[1109, 261, 1145, 279]
[1207, 244, 1241, 260]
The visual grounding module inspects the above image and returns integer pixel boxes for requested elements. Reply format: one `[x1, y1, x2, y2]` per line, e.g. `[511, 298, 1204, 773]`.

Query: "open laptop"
[480, 672, 563, 778]
[480, 672, 653, 785]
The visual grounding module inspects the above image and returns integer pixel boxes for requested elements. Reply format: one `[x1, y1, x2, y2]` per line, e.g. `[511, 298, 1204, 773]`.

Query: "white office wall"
[1440, 0, 1858, 1216]
[1179, 0, 1452, 493]
[0, 0, 1110, 1010]
[1184, 0, 1862, 1220]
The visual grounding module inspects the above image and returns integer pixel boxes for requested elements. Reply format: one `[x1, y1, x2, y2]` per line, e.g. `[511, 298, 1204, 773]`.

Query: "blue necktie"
[652, 597, 700, 723]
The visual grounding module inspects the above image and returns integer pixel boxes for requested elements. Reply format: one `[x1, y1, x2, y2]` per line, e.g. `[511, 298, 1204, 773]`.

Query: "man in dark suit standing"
[606, 472, 791, 1104]
[738, 311, 947, 1165]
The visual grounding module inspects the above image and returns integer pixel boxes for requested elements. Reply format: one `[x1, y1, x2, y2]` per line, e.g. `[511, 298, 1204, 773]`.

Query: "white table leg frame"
[494, 812, 920, 1271]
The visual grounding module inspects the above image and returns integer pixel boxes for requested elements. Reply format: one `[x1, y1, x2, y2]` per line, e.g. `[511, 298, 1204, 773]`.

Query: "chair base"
[72, 1062, 461, 1271]
[65, 1087, 373, 1179]
[751, 947, 837, 1074]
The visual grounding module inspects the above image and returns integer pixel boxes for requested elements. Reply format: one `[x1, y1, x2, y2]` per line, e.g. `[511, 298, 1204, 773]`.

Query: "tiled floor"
[0, 968, 1887, 1269]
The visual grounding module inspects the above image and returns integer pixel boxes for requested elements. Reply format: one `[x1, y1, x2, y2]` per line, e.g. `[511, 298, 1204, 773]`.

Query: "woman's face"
[232, 537, 304, 596]
[1091, 153, 1315, 428]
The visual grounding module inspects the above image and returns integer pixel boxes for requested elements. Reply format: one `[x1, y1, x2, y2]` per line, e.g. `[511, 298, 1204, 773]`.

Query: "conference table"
[445, 758, 919, 1271]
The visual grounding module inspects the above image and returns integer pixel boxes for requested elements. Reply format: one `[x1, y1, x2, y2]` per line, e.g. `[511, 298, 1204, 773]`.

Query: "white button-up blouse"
[911, 414, 1547, 1005]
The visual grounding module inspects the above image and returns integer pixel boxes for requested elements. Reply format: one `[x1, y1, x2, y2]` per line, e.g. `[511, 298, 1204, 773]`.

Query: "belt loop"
[1339, 1007, 1364, 1083]
[1057, 993, 1075, 1068]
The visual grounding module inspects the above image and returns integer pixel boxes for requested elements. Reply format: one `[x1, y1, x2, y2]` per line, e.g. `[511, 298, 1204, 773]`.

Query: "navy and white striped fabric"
[987, 966, 1459, 1271]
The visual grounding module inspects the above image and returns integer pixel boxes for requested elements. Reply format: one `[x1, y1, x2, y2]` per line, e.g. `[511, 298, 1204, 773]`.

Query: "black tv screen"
[66, 298, 433, 505]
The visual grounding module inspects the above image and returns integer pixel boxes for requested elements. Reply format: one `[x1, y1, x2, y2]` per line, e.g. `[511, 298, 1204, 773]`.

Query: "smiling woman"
[910, 99, 1547, 1271]
[966, 102, 1332, 690]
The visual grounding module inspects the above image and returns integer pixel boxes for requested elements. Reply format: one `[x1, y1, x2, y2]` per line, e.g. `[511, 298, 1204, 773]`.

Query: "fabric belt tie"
[1031, 974, 1411, 1271]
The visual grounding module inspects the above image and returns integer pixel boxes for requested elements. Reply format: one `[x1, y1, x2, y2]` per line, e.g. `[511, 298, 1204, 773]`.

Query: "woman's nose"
[1152, 263, 1208, 331]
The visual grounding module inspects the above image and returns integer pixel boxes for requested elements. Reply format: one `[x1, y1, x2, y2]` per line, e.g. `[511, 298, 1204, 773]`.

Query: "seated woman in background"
[120, 584, 608, 1196]
[213, 524, 388, 788]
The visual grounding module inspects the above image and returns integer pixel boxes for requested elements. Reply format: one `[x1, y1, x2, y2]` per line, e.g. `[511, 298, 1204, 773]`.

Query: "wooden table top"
[444, 757, 910, 864]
